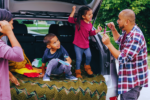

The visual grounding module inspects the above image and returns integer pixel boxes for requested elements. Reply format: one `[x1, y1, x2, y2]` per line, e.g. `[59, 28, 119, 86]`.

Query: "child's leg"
[74, 45, 84, 69]
[83, 48, 94, 76]
[63, 65, 72, 75]
[46, 59, 63, 76]
[74, 45, 84, 78]
[84, 48, 91, 65]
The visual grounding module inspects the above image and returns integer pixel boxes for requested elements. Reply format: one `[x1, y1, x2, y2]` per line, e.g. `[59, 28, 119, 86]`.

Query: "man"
[102, 9, 148, 100]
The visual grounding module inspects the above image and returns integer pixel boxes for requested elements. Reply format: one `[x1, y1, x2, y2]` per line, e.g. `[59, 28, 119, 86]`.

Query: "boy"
[39, 33, 77, 81]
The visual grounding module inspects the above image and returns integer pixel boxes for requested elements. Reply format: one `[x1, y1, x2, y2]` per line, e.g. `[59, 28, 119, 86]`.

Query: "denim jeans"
[74, 45, 91, 70]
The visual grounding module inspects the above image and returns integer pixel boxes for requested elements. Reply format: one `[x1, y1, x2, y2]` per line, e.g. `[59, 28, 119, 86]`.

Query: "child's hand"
[65, 61, 71, 66]
[72, 6, 76, 12]
[95, 25, 102, 33]
[39, 73, 44, 78]
[0, 20, 12, 36]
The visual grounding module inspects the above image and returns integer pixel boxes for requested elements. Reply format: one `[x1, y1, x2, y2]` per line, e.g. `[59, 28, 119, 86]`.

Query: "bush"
[94, 0, 150, 51]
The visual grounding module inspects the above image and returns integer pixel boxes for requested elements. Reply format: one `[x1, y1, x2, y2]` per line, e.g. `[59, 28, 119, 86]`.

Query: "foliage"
[94, 0, 150, 50]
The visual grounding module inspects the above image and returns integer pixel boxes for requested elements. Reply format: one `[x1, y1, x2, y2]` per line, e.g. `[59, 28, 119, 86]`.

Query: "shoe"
[66, 75, 78, 80]
[75, 69, 82, 78]
[84, 64, 94, 77]
[43, 74, 50, 81]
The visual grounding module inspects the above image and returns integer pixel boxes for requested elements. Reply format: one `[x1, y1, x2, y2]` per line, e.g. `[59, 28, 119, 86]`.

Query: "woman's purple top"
[0, 39, 24, 100]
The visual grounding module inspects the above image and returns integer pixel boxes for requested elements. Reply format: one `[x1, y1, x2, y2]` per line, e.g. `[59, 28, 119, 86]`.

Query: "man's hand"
[102, 34, 111, 47]
[0, 20, 13, 36]
[95, 26, 102, 33]
[39, 73, 45, 78]
[72, 6, 76, 12]
[107, 22, 116, 31]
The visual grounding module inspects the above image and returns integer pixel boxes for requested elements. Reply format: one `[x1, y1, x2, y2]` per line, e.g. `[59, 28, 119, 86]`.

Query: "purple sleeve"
[4, 46, 24, 62]
[0, 40, 24, 62]
[68, 16, 77, 24]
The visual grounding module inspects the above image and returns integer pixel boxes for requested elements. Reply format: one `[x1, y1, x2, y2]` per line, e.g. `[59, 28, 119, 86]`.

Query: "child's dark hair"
[0, 9, 13, 36]
[76, 6, 92, 30]
[43, 33, 56, 45]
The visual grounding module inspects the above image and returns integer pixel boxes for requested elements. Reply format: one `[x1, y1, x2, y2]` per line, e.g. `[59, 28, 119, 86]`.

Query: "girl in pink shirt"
[68, 6, 102, 78]
[0, 9, 24, 100]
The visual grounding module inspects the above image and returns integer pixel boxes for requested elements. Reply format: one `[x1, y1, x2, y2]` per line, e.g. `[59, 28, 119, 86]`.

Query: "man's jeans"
[120, 86, 142, 100]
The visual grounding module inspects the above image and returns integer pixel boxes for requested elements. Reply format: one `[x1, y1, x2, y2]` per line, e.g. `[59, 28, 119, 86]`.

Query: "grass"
[25, 24, 50, 27]
[31, 29, 49, 34]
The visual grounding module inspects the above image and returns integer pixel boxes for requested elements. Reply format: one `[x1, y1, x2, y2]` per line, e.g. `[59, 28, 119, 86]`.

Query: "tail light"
[110, 96, 118, 100]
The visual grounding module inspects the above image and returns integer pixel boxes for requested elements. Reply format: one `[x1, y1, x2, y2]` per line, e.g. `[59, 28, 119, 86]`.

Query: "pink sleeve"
[0, 41, 24, 62]
[68, 16, 77, 24]
[89, 30, 96, 36]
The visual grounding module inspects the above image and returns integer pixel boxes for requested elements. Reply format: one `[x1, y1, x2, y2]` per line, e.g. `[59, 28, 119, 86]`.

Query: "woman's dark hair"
[0, 9, 13, 36]
[75, 6, 92, 30]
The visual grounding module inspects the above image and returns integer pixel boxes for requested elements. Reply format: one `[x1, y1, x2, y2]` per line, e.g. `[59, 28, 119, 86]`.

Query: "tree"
[94, 0, 150, 51]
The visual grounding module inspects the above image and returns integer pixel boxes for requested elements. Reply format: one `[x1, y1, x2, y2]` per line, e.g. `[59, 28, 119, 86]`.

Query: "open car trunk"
[1, 0, 118, 100]
[2, 0, 102, 21]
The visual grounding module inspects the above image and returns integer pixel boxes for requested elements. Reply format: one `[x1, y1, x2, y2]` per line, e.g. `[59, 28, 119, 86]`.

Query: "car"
[0, 0, 118, 100]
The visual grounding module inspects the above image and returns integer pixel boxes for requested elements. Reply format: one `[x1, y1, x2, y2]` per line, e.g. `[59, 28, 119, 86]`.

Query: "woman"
[0, 9, 24, 100]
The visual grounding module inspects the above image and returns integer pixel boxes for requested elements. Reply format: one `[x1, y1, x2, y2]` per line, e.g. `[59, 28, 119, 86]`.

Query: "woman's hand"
[0, 20, 13, 36]
[9, 72, 20, 86]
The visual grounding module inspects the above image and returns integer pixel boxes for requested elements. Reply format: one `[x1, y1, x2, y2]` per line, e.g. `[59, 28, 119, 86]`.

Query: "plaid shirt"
[116, 25, 148, 94]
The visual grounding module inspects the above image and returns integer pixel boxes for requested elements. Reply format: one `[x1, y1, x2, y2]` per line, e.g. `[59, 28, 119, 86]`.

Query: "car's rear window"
[14, 0, 92, 5]
[15, 19, 67, 35]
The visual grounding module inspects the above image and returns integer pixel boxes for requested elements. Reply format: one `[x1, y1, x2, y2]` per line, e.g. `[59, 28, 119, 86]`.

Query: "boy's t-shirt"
[42, 45, 69, 63]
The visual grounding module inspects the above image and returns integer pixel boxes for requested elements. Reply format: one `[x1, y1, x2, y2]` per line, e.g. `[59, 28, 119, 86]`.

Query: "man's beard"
[119, 25, 125, 30]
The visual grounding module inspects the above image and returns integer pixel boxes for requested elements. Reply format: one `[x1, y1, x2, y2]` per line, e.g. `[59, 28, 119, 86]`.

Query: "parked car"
[0, 0, 118, 100]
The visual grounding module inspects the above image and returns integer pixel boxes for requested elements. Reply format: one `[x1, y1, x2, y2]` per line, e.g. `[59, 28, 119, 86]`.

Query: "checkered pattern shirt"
[116, 25, 148, 94]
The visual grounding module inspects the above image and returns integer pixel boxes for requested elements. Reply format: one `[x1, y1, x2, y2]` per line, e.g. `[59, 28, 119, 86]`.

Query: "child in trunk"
[39, 33, 77, 81]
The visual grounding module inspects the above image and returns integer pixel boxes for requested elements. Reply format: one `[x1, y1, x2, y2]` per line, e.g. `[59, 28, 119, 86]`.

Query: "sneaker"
[66, 75, 78, 80]
[43, 74, 50, 81]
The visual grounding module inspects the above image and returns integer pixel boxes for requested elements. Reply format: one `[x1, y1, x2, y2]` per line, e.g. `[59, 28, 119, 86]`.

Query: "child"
[68, 6, 102, 78]
[0, 9, 24, 100]
[38, 33, 77, 81]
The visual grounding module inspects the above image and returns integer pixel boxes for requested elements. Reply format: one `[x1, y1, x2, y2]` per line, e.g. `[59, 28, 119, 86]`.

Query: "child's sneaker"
[66, 75, 78, 80]
[43, 74, 50, 81]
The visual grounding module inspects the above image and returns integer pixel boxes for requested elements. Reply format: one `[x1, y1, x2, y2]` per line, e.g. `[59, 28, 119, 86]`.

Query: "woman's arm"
[0, 20, 21, 47]
[9, 71, 20, 86]
[0, 21, 24, 61]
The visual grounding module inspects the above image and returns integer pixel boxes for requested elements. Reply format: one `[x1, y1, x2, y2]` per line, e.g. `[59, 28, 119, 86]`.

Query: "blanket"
[10, 73, 107, 100]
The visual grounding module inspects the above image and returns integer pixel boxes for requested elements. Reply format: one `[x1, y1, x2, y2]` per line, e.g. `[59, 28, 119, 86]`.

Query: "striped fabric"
[116, 25, 148, 94]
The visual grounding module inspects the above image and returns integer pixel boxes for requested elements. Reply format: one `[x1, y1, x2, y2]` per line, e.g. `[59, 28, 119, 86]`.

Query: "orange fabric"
[9, 49, 31, 72]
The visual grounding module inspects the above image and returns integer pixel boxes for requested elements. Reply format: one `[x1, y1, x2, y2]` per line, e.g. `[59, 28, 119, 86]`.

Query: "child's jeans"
[46, 59, 72, 76]
[74, 45, 91, 70]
